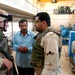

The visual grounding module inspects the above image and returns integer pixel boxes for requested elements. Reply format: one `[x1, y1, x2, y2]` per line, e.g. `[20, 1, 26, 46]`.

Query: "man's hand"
[18, 46, 28, 53]
[3, 58, 12, 70]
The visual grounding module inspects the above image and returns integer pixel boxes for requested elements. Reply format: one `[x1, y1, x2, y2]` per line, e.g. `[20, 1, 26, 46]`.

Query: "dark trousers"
[17, 66, 35, 75]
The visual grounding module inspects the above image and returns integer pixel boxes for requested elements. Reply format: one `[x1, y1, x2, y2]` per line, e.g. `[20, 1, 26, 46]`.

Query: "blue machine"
[68, 31, 75, 72]
[60, 25, 75, 71]
[68, 31, 75, 64]
[72, 24, 75, 31]
[60, 25, 70, 45]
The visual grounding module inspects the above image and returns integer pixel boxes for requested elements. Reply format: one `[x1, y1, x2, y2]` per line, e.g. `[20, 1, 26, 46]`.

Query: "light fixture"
[51, 0, 57, 3]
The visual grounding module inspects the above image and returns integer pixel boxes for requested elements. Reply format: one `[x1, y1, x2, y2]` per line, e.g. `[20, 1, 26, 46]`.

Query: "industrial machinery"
[60, 25, 75, 72]
[60, 25, 70, 45]
[68, 31, 75, 72]
[60, 24, 75, 45]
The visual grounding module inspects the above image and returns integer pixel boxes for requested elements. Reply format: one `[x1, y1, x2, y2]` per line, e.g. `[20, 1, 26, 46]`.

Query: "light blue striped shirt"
[12, 30, 36, 68]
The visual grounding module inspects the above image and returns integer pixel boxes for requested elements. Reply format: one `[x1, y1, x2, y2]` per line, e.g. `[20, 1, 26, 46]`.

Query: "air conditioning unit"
[51, 0, 57, 3]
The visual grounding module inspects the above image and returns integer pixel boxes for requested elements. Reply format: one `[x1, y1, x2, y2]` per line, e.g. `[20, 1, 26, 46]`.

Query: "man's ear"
[42, 20, 46, 26]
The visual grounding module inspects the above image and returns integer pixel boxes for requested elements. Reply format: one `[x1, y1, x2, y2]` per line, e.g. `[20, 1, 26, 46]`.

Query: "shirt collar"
[18, 30, 30, 36]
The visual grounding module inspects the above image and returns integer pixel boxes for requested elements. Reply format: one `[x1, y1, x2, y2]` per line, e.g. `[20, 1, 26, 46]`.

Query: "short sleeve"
[40, 32, 59, 54]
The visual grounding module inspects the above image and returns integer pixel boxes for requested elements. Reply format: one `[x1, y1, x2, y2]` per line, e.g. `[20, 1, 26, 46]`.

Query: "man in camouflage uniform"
[31, 12, 62, 75]
[0, 9, 12, 75]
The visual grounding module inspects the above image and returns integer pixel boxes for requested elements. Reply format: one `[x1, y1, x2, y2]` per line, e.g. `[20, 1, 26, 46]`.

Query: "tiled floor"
[12, 45, 75, 75]
[60, 45, 75, 75]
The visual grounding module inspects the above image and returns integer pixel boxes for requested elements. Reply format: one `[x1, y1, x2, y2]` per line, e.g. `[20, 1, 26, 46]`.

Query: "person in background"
[12, 19, 36, 75]
[0, 9, 12, 75]
[31, 12, 62, 75]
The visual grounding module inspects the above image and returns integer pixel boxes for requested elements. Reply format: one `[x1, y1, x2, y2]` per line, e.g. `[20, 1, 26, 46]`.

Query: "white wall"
[50, 14, 75, 31]
[4, 22, 34, 37]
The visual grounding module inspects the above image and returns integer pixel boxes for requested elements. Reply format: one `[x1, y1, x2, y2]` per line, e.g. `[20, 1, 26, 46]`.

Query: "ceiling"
[38, 0, 74, 2]
[37, 0, 75, 9]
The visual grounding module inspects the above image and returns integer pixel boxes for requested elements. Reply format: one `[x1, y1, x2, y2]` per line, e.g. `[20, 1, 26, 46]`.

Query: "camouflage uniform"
[0, 8, 13, 75]
[31, 26, 62, 75]
[0, 30, 11, 75]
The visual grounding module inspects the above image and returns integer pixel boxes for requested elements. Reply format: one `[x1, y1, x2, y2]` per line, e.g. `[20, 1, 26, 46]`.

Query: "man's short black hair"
[35, 12, 51, 26]
[19, 19, 27, 26]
